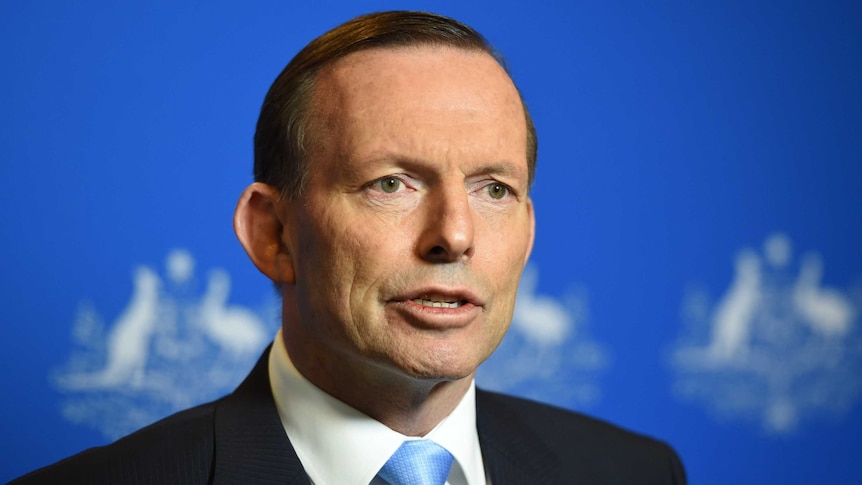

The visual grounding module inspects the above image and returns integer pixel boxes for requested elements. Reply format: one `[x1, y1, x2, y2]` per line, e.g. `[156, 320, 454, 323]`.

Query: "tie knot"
[378, 440, 454, 485]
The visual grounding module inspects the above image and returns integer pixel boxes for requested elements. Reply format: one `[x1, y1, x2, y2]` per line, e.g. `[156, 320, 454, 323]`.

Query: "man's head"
[253, 10, 537, 200]
[234, 11, 536, 416]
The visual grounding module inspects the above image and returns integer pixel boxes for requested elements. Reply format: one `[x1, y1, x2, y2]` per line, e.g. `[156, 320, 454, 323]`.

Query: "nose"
[418, 185, 475, 263]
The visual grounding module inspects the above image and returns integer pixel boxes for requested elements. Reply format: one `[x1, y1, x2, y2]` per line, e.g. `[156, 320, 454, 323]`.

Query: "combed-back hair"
[254, 10, 537, 200]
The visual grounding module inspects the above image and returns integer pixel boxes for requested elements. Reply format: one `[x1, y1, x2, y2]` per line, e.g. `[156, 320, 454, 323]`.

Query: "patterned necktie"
[377, 440, 454, 485]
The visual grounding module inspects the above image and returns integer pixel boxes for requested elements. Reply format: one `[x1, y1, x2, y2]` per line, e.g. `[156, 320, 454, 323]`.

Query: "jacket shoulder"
[10, 400, 219, 485]
[477, 389, 686, 484]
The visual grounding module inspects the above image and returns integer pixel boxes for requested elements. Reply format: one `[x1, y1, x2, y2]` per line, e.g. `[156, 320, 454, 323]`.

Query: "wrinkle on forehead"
[308, 46, 527, 166]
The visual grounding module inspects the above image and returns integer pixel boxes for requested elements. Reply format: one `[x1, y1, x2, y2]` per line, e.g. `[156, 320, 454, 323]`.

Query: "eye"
[486, 182, 509, 200]
[374, 177, 402, 193]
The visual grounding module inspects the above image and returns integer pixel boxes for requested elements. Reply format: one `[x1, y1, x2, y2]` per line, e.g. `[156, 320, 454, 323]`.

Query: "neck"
[281, 325, 473, 437]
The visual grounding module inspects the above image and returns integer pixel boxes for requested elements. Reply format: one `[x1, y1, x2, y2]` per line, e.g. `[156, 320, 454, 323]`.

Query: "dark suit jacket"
[11, 349, 686, 484]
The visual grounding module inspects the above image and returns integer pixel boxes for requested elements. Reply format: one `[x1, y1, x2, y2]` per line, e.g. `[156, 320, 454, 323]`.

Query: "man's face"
[281, 46, 534, 385]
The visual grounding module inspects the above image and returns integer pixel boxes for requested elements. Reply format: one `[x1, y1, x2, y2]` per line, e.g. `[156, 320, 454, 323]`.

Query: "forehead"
[308, 45, 527, 167]
[319, 45, 516, 101]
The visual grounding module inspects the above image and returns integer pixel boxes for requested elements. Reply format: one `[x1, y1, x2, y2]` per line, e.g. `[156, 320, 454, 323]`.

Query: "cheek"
[342, 209, 415, 267]
[292, 212, 357, 315]
[480, 231, 531, 316]
[484, 229, 531, 274]
[311, 219, 399, 312]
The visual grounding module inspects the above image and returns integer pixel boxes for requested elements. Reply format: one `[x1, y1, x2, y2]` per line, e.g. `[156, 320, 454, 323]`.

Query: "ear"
[234, 182, 296, 284]
[524, 197, 536, 266]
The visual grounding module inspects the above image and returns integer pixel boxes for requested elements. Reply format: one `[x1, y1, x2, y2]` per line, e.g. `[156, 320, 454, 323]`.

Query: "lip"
[388, 286, 485, 329]
[397, 285, 485, 307]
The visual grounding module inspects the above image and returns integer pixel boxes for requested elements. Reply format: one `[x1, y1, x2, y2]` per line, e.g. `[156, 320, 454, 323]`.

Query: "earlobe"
[233, 182, 296, 284]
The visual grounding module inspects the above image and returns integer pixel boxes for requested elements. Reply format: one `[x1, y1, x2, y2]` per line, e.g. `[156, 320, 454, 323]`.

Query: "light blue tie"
[377, 440, 454, 485]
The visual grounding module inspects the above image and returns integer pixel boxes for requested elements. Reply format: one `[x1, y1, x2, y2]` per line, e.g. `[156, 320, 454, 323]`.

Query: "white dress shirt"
[268, 329, 487, 485]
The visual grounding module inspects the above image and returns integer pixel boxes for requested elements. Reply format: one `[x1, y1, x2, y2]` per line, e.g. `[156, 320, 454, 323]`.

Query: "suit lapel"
[477, 390, 559, 485]
[212, 346, 310, 485]
[210, 351, 561, 484]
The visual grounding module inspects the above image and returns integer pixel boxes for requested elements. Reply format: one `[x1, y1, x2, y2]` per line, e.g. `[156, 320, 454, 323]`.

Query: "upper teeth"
[413, 298, 462, 308]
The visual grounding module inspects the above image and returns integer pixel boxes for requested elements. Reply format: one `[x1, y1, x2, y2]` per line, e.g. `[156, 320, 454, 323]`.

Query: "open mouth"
[411, 297, 466, 309]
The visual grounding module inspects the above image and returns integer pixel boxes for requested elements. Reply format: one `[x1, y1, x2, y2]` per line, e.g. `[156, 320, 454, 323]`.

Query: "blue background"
[2, 1, 860, 483]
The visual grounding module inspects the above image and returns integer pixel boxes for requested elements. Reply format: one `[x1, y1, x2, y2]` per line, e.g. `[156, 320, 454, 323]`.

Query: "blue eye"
[487, 183, 508, 199]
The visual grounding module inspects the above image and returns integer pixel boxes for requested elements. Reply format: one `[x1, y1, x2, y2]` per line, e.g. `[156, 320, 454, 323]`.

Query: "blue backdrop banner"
[2, 2, 860, 483]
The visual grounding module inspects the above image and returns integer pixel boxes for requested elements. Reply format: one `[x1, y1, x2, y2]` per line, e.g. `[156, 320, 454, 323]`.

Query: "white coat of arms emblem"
[52, 249, 278, 439]
[670, 234, 862, 433]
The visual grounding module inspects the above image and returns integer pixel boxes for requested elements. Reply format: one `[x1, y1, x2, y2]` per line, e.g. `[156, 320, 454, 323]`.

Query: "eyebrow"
[354, 151, 528, 184]
[470, 161, 527, 182]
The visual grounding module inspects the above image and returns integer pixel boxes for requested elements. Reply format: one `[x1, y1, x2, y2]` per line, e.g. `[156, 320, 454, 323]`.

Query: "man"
[13, 11, 685, 484]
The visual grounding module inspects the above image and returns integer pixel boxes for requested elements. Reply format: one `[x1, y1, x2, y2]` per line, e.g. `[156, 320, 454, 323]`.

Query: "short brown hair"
[253, 10, 537, 200]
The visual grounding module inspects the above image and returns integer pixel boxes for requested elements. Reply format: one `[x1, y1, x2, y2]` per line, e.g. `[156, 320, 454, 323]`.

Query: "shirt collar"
[268, 329, 486, 485]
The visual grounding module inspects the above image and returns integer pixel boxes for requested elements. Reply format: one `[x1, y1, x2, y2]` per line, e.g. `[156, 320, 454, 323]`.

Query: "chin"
[390, 346, 487, 383]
